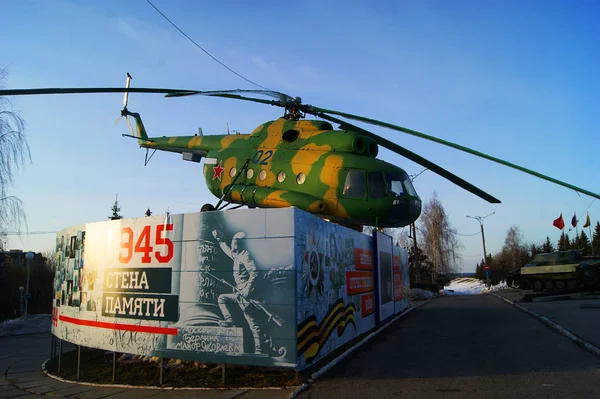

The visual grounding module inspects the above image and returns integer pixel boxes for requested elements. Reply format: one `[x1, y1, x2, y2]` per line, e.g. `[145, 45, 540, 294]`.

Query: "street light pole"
[466, 213, 495, 287]
[25, 251, 34, 318]
[19, 286, 24, 317]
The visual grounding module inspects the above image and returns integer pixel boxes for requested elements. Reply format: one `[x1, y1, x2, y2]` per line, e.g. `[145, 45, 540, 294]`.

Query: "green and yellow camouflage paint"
[129, 112, 422, 228]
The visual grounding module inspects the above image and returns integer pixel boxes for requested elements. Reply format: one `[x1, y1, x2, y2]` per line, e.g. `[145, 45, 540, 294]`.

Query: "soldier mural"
[169, 210, 294, 362]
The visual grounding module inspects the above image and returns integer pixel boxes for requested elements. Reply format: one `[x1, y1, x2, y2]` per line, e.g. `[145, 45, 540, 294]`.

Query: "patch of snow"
[483, 281, 507, 292]
[0, 314, 51, 337]
[442, 278, 506, 295]
[408, 288, 435, 300]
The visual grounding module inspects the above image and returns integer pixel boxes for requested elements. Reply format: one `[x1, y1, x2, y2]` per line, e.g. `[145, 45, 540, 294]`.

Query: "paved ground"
[494, 288, 600, 349]
[0, 333, 293, 398]
[4, 292, 600, 398]
[299, 294, 600, 399]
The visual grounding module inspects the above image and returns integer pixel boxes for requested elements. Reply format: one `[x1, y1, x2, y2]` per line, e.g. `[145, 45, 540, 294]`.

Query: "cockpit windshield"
[385, 173, 419, 198]
[403, 177, 417, 196]
[385, 173, 404, 196]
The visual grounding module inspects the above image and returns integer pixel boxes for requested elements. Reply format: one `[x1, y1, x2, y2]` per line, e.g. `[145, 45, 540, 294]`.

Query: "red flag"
[583, 213, 591, 228]
[553, 213, 565, 230]
[571, 213, 577, 228]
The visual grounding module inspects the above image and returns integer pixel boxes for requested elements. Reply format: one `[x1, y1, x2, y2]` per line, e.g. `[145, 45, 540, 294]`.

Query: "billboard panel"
[295, 210, 375, 369]
[52, 209, 296, 368]
[375, 232, 394, 323]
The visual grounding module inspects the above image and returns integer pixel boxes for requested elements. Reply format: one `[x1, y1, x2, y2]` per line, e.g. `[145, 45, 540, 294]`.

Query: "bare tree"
[42, 249, 57, 272]
[418, 192, 462, 274]
[360, 226, 411, 248]
[497, 225, 529, 278]
[382, 227, 411, 248]
[0, 68, 31, 249]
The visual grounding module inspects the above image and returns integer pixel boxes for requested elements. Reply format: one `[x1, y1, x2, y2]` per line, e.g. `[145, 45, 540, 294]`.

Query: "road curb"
[289, 299, 431, 399]
[490, 293, 600, 358]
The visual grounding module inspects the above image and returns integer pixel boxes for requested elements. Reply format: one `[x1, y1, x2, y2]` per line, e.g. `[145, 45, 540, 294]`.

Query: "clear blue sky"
[2, 0, 599, 271]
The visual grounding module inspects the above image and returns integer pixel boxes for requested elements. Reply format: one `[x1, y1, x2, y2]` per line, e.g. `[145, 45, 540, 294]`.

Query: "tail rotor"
[115, 73, 135, 136]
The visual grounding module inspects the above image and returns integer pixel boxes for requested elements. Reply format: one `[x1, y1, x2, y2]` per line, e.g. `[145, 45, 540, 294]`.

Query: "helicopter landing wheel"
[201, 203, 216, 212]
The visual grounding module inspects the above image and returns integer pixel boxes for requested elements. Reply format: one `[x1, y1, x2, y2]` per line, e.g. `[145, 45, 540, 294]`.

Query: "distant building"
[0, 250, 44, 270]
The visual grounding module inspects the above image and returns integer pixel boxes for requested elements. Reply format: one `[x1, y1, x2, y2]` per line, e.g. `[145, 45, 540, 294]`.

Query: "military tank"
[508, 250, 600, 292]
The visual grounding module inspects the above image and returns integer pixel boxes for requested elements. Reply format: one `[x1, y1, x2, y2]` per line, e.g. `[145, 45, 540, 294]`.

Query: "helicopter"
[2, 74, 599, 229]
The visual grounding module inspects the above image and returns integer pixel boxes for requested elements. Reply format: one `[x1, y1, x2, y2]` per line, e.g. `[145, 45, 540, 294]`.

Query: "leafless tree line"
[0, 67, 31, 249]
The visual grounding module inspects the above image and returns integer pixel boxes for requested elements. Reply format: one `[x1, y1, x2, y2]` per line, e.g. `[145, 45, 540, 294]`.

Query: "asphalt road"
[299, 294, 600, 399]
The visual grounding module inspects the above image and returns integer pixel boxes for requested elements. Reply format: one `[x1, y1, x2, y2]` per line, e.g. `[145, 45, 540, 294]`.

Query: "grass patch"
[45, 349, 301, 388]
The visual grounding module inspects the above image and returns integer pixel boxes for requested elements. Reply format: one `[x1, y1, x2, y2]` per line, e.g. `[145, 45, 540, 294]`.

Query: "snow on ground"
[443, 278, 507, 295]
[0, 314, 51, 337]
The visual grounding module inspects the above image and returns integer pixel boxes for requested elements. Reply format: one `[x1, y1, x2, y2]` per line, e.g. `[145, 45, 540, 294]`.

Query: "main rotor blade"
[0, 87, 202, 96]
[317, 113, 501, 203]
[0, 87, 294, 106]
[165, 89, 294, 103]
[308, 105, 600, 201]
[168, 92, 283, 107]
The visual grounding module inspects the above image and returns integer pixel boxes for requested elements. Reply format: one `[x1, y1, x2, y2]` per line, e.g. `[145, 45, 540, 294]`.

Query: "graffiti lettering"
[173, 340, 242, 353]
[116, 330, 161, 353]
[171, 326, 243, 354]
[197, 275, 217, 288]
[198, 244, 217, 255]
[197, 288, 217, 300]
[183, 326, 239, 336]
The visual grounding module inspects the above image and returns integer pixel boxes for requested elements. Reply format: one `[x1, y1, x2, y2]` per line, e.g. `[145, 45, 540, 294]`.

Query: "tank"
[508, 250, 600, 292]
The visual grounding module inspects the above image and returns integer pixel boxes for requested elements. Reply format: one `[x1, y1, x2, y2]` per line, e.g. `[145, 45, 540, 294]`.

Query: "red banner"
[361, 293, 375, 317]
[346, 271, 374, 295]
[59, 315, 179, 335]
[354, 248, 373, 270]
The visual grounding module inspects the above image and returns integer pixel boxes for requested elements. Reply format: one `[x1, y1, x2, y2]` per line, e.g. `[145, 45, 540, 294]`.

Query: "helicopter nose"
[390, 196, 422, 226]
[409, 197, 422, 220]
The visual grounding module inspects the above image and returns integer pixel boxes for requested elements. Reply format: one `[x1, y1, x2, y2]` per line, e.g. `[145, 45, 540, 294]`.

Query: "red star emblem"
[212, 161, 224, 180]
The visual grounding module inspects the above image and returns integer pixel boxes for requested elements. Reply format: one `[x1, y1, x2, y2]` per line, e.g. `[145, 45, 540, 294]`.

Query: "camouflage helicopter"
[2, 74, 599, 229]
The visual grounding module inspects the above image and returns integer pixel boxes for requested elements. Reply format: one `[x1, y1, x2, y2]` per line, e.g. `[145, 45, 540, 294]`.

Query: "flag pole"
[587, 213, 593, 256]
[573, 213, 579, 251]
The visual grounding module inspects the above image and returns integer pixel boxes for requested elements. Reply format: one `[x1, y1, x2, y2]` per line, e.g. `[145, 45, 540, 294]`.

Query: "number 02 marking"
[252, 150, 273, 165]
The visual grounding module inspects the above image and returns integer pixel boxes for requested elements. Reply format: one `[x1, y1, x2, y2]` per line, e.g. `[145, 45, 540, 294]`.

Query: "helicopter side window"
[368, 172, 386, 199]
[342, 169, 366, 198]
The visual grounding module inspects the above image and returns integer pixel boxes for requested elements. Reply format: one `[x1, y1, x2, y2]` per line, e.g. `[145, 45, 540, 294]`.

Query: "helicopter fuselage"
[141, 118, 422, 228]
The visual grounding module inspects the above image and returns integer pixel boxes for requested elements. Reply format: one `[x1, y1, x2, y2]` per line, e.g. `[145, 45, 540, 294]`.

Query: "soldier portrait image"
[166, 210, 294, 365]
[212, 230, 264, 355]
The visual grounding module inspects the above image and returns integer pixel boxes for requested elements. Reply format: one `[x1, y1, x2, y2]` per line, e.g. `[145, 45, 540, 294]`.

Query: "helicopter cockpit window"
[368, 172, 386, 199]
[403, 177, 418, 196]
[386, 173, 405, 197]
[343, 169, 366, 198]
[282, 129, 299, 142]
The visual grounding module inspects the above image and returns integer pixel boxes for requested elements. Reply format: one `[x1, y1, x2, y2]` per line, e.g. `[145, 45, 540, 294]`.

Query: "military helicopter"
[2, 74, 599, 229]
